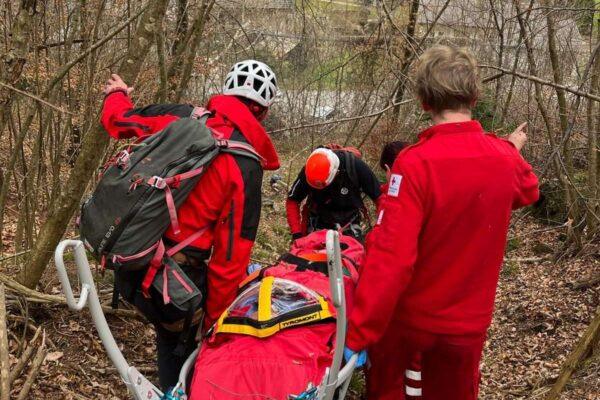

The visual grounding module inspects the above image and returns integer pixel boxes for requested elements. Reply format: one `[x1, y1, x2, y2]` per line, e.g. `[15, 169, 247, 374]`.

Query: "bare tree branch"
[480, 65, 600, 103]
[0, 82, 74, 115]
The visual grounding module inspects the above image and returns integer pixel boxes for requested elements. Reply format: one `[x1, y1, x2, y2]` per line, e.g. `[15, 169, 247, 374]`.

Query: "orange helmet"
[305, 148, 339, 189]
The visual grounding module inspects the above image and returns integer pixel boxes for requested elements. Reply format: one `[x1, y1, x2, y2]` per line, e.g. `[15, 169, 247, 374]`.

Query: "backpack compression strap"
[140, 225, 210, 298]
[145, 140, 262, 236]
[146, 167, 207, 235]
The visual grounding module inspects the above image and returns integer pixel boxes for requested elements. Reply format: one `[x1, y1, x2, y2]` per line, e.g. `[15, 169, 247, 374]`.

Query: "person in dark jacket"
[286, 147, 381, 240]
[378, 141, 410, 193]
[100, 60, 280, 390]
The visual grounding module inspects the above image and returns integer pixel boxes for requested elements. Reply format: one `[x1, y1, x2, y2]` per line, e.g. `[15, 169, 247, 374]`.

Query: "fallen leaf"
[46, 351, 64, 362]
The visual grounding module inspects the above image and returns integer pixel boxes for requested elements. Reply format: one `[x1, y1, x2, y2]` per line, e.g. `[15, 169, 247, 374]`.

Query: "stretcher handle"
[324, 230, 347, 400]
[55, 241, 165, 400]
[177, 347, 199, 394]
[336, 354, 356, 397]
[54, 240, 91, 311]
[54, 240, 131, 385]
[326, 231, 344, 308]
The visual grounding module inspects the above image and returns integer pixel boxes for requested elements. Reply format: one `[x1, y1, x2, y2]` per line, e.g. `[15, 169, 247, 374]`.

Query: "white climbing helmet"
[223, 60, 278, 107]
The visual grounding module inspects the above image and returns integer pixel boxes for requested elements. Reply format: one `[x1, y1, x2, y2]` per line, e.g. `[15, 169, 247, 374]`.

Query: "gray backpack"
[79, 109, 260, 341]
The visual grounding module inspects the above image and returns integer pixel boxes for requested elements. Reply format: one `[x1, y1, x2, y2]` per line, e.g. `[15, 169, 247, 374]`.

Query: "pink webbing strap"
[171, 269, 194, 294]
[144, 226, 208, 301]
[147, 167, 205, 235]
[141, 240, 166, 298]
[163, 167, 205, 186]
[190, 106, 211, 120]
[162, 266, 171, 304]
[166, 225, 210, 257]
[113, 240, 160, 264]
[163, 185, 180, 235]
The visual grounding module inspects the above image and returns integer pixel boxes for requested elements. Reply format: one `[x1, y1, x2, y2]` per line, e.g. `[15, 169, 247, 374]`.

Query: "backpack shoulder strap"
[190, 106, 212, 121]
[218, 139, 264, 165]
[344, 151, 359, 189]
[192, 113, 263, 165]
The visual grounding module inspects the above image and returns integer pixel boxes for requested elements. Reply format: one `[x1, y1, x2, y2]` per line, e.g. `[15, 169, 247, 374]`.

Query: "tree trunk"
[544, 307, 600, 400]
[543, 0, 581, 242]
[166, 0, 214, 101]
[513, 0, 576, 235]
[174, 0, 215, 102]
[0, 4, 146, 250]
[588, 5, 600, 236]
[545, 3, 569, 133]
[488, 0, 505, 121]
[19, 0, 169, 289]
[171, 0, 190, 58]
[155, 27, 169, 103]
[0, 0, 37, 107]
[545, 0, 575, 184]
[392, 0, 419, 116]
[0, 0, 39, 247]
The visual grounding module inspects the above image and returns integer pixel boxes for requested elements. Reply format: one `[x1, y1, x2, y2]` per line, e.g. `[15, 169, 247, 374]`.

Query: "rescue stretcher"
[54, 230, 358, 400]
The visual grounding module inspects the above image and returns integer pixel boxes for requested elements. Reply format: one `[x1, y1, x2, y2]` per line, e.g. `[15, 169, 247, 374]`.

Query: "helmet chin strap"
[254, 106, 268, 121]
[240, 99, 268, 121]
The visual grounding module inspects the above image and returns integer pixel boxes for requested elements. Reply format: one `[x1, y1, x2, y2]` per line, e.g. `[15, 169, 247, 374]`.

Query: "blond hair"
[413, 45, 480, 113]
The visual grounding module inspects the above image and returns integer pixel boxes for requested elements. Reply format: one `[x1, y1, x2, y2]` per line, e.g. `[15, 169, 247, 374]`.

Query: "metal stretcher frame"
[54, 230, 357, 400]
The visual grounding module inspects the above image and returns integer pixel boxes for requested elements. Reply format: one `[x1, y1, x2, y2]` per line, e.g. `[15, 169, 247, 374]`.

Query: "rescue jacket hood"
[207, 95, 280, 170]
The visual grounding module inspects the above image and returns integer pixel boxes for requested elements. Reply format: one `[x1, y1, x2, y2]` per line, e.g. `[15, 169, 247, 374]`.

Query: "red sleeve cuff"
[286, 199, 303, 235]
[103, 88, 129, 100]
[345, 328, 368, 352]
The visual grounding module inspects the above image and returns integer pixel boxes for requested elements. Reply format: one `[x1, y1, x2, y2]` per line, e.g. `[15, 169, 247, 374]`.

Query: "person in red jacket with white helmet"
[344, 45, 539, 399]
[100, 60, 280, 390]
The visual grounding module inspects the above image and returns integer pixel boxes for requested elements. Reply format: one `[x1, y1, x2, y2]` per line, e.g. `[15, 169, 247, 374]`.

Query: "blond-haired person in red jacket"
[344, 45, 539, 400]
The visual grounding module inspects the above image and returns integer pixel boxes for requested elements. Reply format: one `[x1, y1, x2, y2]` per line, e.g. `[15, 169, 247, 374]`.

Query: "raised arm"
[512, 156, 539, 210]
[354, 157, 382, 202]
[100, 74, 194, 139]
[286, 168, 310, 238]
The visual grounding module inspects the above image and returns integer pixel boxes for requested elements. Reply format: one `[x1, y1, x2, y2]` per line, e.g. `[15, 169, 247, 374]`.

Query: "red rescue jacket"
[347, 120, 539, 350]
[101, 91, 279, 328]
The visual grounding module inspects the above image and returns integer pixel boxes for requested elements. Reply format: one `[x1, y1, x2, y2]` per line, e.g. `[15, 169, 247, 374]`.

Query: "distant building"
[217, 0, 295, 9]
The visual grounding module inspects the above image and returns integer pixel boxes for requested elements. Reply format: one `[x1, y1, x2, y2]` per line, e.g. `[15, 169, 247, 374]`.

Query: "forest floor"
[1, 171, 599, 399]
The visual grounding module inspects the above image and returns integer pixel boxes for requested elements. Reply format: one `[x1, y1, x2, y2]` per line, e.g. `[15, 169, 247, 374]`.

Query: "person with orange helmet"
[286, 147, 381, 240]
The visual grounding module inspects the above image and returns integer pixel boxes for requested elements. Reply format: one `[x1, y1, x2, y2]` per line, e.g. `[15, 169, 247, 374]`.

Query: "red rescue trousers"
[367, 324, 486, 400]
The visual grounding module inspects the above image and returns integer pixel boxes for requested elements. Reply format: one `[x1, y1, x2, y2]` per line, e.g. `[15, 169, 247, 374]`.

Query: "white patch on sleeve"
[376, 210, 384, 225]
[388, 174, 403, 197]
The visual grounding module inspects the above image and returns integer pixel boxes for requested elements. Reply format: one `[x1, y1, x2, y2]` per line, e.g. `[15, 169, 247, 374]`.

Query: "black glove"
[291, 232, 304, 240]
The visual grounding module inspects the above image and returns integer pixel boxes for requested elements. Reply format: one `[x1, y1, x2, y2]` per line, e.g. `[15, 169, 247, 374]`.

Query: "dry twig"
[268, 98, 415, 135]
[9, 327, 42, 385]
[0, 273, 142, 320]
[16, 331, 47, 400]
[0, 284, 10, 400]
[572, 275, 600, 290]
